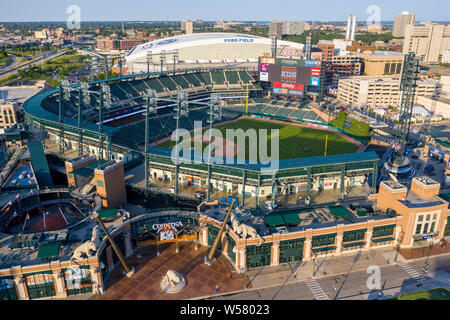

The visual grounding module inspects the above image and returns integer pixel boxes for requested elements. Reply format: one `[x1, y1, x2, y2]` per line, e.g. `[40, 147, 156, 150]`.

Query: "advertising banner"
[273, 82, 305, 91]
[310, 76, 320, 86]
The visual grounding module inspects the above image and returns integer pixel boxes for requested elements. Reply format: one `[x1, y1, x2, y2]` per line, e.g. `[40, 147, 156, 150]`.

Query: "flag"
[26, 214, 30, 220]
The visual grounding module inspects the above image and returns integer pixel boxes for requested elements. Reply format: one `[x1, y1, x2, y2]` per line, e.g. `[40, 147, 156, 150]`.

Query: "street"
[207, 253, 450, 300]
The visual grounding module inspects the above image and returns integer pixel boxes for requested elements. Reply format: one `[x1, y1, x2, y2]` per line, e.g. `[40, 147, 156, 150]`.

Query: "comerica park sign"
[152, 221, 183, 233]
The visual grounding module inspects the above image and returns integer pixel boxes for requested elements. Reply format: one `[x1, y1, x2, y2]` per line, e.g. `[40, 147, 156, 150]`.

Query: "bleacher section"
[211, 71, 226, 85]
[111, 106, 243, 150]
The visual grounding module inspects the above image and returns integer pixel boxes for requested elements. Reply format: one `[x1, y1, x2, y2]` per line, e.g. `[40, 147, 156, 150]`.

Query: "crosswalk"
[305, 279, 330, 300]
[398, 263, 424, 282]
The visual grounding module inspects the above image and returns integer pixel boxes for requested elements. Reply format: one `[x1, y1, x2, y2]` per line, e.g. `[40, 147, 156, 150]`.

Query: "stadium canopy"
[282, 212, 301, 225]
[28, 141, 54, 189]
[329, 206, 350, 218]
[264, 215, 285, 227]
[97, 208, 119, 218]
[37, 241, 61, 259]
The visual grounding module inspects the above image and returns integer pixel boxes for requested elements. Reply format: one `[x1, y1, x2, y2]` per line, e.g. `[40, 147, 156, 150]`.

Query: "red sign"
[273, 82, 304, 91]
[311, 67, 321, 77]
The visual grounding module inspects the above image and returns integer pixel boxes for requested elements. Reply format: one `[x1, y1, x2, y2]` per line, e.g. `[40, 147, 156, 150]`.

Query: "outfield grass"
[158, 118, 359, 160]
[391, 288, 450, 300]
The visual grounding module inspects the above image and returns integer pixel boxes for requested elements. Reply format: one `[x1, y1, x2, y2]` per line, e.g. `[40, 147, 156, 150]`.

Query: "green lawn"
[158, 118, 359, 160]
[391, 288, 450, 300]
[0, 56, 13, 68]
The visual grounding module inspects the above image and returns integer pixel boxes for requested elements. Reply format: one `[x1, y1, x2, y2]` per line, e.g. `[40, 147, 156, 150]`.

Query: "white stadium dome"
[125, 32, 305, 73]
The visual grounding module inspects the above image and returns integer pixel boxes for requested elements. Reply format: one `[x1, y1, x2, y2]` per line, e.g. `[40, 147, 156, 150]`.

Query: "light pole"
[160, 50, 166, 73]
[173, 91, 189, 199]
[173, 49, 178, 72]
[206, 93, 223, 202]
[143, 88, 158, 212]
[146, 50, 152, 74]
[119, 52, 126, 77]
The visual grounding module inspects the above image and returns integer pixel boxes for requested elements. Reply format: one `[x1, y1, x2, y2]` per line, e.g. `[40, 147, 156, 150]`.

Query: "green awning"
[37, 241, 61, 259]
[97, 208, 119, 218]
[329, 206, 350, 217]
[265, 214, 285, 227]
[282, 213, 301, 225]
[70, 167, 94, 177]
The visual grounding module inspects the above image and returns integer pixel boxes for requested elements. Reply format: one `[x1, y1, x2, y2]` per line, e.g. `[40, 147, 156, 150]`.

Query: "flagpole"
[324, 135, 328, 156]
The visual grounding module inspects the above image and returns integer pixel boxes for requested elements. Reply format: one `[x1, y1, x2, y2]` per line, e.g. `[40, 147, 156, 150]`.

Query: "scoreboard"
[259, 57, 322, 96]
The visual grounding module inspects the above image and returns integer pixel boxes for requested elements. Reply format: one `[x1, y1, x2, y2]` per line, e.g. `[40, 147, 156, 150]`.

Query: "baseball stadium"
[7, 34, 435, 301]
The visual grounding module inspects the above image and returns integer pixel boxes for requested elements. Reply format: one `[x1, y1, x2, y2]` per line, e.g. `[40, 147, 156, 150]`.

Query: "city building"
[417, 95, 450, 119]
[403, 24, 450, 63]
[97, 37, 120, 51]
[337, 76, 440, 108]
[393, 12, 415, 37]
[282, 21, 307, 35]
[356, 51, 405, 76]
[330, 54, 362, 87]
[0, 102, 19, 129]
[345, 15, 357, 41]
[268, 21, 283, 39]
[442, 50, 450, 64]
[181, 20, 193, 35]
[118, 39, 144, 51]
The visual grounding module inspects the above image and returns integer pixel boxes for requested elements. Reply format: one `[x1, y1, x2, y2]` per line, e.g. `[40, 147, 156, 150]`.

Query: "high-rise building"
[403, 24, 450, 63]
[393, 12, 415, 37]
[282, 21, 306, 35]
[269, 20, 283, 39]
[356, 51, 405, 76]
[181, 20, 193, 34]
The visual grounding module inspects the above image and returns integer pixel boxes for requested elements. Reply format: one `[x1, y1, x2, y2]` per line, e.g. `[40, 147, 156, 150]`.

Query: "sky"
[0, 0, 449, 22]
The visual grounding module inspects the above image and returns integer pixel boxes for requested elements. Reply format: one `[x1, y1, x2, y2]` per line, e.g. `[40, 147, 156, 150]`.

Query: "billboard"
[259, 57, 322, 95]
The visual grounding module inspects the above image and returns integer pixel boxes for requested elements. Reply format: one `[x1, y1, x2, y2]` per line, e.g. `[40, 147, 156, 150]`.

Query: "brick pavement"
[95, 242, 250, 300]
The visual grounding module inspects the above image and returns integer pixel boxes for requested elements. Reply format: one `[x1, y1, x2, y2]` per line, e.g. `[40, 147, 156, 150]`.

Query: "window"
[25, 271, 56, 299]
[373, 225, 396, 238]
[0, 277, 18, 300]
[343, 229, 366, 242]
[64, 266, 92, 296]
[97, 180, 104, 187]
[279, 239, 304, 263]
[415, 223, 422, 235]
[312, 233, 337, 247]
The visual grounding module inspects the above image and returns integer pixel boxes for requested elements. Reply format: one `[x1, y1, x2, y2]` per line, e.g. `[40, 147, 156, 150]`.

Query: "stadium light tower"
[78, 81, 90, 156]
[119, 52, 126, 77]
[143, 88, 158, 210]
[91, 56, 98, 81]
[160, 50, 166, 73]
[384, 52, 420, 178]
[58, 79, 71, 157]
[146, 51, 153, 74]
[206, 93, 223, 202]
[173, 91, 189, 199]
[271, 36, 278, 58]
[105, 55, 112, 80]
[173, 49, 179, 72]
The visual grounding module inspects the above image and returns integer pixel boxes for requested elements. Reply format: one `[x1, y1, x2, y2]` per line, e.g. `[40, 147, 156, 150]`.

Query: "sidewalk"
[247, 247, 406, 289]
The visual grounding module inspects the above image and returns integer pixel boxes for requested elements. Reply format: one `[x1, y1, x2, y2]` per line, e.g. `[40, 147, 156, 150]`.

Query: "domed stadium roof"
[125, 32, 305, 65]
